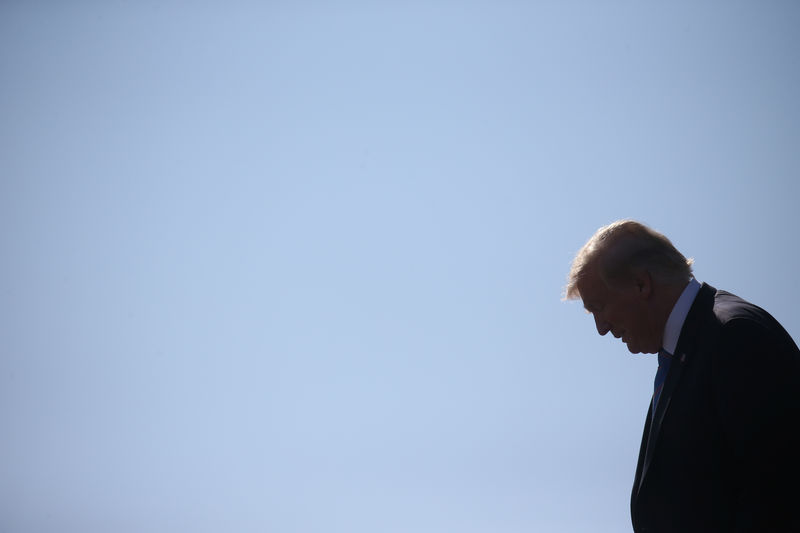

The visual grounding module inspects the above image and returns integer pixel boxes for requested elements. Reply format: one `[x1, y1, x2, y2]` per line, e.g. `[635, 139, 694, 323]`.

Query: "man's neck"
[657, 281, 690, 328]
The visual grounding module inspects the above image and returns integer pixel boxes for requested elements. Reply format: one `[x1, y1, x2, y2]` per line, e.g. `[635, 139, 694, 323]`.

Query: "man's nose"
[594, 314, 611, 336]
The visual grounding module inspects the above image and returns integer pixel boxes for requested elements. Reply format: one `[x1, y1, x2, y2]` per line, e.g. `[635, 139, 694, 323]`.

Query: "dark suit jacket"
[630, 283, 800, 533]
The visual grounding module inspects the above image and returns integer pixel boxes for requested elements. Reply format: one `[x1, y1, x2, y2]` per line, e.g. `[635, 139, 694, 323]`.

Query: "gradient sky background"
[2, 2, 799, 532]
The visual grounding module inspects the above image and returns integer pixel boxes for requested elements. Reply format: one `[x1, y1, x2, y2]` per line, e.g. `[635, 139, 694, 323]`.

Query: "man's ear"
[632, 269, 653, 299]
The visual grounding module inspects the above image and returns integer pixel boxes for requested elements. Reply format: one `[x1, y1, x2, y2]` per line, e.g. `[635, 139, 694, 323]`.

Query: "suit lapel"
[634, 283, 717, 495]
[638, 348, 688, 490]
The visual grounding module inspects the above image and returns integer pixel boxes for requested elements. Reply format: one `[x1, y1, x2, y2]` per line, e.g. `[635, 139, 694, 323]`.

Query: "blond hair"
[564, 220, 694, 300]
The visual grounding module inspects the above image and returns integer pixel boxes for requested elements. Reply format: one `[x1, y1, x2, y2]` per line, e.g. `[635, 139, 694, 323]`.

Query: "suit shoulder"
[712, 290, 773, 327]
[712, 289, 799, 353]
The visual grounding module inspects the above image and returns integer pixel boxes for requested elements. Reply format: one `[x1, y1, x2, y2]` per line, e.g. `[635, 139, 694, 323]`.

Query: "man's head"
[564, 220, 694, 354]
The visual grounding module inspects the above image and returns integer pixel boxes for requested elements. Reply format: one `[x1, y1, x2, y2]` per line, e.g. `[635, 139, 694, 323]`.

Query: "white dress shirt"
[662, 278, 702, 355]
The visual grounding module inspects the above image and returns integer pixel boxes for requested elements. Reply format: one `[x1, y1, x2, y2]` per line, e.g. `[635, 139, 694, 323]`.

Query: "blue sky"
[2, 2, 799, 532]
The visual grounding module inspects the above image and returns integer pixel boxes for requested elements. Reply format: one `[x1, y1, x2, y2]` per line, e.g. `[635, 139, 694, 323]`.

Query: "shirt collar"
[662, 278, 701, 355]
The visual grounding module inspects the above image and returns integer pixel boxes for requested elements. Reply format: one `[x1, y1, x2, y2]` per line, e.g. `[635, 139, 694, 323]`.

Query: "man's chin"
[625, 343, 656, 355]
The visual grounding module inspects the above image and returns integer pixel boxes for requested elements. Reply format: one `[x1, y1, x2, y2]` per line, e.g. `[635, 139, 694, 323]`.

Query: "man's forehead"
[576, 268, 605, 308]
[581, 296, 600, 313]
[577, 264, 601, 289]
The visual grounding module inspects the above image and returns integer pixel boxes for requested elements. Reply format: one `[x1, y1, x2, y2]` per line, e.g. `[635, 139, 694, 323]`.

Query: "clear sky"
[2, 2, 799, 532]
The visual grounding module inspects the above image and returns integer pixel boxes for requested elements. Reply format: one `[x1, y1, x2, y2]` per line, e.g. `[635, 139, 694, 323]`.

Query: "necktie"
[653, 348, 672, 413]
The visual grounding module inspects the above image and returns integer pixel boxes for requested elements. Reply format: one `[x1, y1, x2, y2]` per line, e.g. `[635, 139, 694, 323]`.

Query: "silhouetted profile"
[565, 220, 800, 533]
